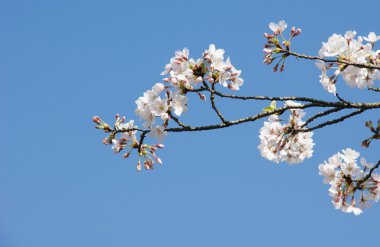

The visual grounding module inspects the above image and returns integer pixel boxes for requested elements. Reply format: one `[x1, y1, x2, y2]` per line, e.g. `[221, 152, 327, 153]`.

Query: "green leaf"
[262, 100, 277, 113]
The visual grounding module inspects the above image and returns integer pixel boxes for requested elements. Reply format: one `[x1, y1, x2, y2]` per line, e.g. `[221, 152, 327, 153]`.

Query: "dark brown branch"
[288, 51, 380, 70]
[336, 93, 351, 105]
[137, 130, 149, 153]
[302, 109, 367, 132]
[168, 111, 191, 129]
[302, 107, 344, 127]
[210, 89, 334, 105]
[368, 87, 380, 92]
[355, 160, 380, 190]
[165, 103, 319, 133]
[209, 83, 228, 124]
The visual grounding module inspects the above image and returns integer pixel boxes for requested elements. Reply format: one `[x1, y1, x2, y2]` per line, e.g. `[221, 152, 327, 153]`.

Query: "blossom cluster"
[319, 148, 380, 215]
[258, 101, 314, 164]
[263, 20, 301, 71]
[135, 45, 243, 140]
[317, 31, 380, 94]
[135, 82, 187, 141]
[94, 45, 243, 171]
[92, 114, 165, 171]
[161, 45, 244, 91]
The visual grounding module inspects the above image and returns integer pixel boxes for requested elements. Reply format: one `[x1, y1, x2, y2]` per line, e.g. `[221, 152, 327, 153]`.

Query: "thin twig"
[168, 111, 191, 129]
[336, 93, 351, 105]
[165, 103, 318, 133]
[301, 109, 367, 132]
[137, 130, 149, 153]
[288, 51, 380, 70]
[368, 87, 380, 93]
[209, 83, 228, 124]
[355, 160, 380, 190]
[301, 107, 344, 127]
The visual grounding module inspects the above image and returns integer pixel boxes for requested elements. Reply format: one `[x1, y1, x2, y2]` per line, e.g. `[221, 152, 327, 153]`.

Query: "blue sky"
[2, 0, 380, 246]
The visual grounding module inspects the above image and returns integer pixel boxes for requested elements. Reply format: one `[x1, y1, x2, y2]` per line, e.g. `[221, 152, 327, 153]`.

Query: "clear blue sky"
[2, 0, 380, 246]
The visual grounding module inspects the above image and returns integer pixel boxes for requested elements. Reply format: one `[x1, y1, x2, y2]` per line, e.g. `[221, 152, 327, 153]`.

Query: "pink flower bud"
[263, 48, 273, 54]
[123, 151, 131, 158]
[92, 116, 102, 124]
[198, 93, 206, 101]
[155, 144, 165, 148]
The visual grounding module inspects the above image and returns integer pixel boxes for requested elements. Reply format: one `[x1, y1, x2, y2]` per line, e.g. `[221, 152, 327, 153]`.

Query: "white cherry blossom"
[269, 20, 287, 34]
[149, 125, 167, 142]
[258, 101, 314, 164]
[363, 32, 380, 43]
[170, 93, 188, 116]
[319, 148, 380, 215]
[320, 34, 348, 57]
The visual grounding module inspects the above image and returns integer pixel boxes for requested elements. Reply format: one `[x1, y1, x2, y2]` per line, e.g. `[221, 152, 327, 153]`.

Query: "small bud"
[156, 157, 163, 164]
[273, 64, 279, 72]
[361, 139, 371, 148]
[291, 27, 301, 37]
[155, 144, 165, 148]
[102, 138, 108, 145]
[263, 48, 273, 54]
[92, 116, 102, 124]
[196, 77, 203, 84]
[136, 161, 142, 171]
[198, 93, 206, 101]
[365, 121, 376, 132]
[123, 151, 131, 158]
[144, 162, 150, 170]
[282, 40, 290, 49]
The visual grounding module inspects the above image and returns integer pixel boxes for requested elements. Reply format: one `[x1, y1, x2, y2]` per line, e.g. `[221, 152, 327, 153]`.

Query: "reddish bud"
[123, 151, 131, 158]
[92, 116, 102, 124]
[361, 139, 371, 148]
[198, 93, 206, 101]
[273, 64, 279, 72]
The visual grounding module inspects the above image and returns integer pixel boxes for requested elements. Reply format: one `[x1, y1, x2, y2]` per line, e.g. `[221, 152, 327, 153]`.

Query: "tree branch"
[168, 111, 191, 129]
[368, 87, 380, 93]
[302, 107, 344, 127]
[288, 51, 380, 70]
[301, 108, 367, 132]
[209, 83, 228, 124]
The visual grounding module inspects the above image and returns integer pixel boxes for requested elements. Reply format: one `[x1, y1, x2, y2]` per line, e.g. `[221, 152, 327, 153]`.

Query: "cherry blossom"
[93, 22, 380, 215]
[314, 31, 380, 94]
[363, 32, 380, 43]
[269, 20, 287, 35]
[319, 148, 380, 215]
[258, 101, 314, 164]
